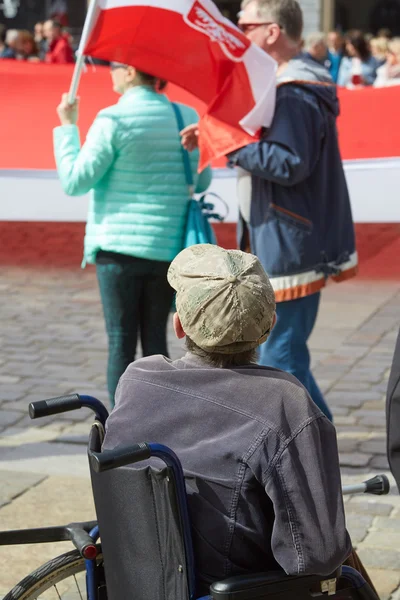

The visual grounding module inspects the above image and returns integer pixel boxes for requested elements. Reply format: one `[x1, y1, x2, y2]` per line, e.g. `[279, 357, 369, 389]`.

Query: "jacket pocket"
[269, 203, 313, 232]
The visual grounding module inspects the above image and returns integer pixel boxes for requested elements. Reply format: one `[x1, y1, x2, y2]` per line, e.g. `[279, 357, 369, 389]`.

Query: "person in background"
[370, 36, 390, 66]
[43, 19, 74, 64]
[374, 37, 400, 86]
[2, 29, 19, 59]
[15, 31, 40, 62]
[0, 24, 15, 59]
[338, 30, 379, 87]
[327, 30, 345, 83]
[377, 27, 392, 39]
[181, 0, 358, 422]
[34, 22, 47, 61]
[53, 64, 211, 406]
[304, 32, 329, 66]
[387, 329, 400, 492]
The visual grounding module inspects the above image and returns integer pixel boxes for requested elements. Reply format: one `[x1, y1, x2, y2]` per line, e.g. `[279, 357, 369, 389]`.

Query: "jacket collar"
[119, 86, 157, 103]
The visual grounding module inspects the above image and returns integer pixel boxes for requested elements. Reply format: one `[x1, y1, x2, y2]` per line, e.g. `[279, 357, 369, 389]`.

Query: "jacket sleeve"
[259, 417, 351, 575]
[230, 87, 325, 187]
[53, 116, 117, 196]
[387, 329, 400, 491]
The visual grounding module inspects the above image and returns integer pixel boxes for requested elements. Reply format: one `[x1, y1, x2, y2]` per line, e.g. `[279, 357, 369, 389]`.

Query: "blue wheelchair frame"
[1, 392, 379, 600]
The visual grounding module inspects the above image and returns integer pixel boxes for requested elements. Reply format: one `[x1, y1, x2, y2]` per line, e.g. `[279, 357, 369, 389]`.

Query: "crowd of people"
[305, 27, 400, 87]
[0, 19, 74, 64]
[1, 15, 400, 88]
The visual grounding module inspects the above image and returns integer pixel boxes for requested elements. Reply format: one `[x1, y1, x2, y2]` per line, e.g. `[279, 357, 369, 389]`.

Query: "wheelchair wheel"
[3, 547, 103, 600]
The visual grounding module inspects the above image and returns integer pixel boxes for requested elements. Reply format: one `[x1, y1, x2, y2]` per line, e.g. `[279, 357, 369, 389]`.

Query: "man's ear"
[271, 312, 277, 331]
[173, 313, 186, 340]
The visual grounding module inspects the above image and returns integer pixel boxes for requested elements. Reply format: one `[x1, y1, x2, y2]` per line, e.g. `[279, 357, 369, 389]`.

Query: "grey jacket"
[103, 353, 351, 594]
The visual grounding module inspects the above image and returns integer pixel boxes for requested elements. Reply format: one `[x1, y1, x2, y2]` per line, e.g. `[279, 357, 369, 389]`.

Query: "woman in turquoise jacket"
[54, 63, 212, 405]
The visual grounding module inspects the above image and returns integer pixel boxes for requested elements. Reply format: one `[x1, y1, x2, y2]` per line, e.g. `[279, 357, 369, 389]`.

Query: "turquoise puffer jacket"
[53, 86, 212, 265]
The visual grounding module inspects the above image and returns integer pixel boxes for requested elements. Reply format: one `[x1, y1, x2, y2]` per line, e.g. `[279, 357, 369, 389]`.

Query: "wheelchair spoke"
[54, 585, 62, 599]
[74, 575, 84, 600]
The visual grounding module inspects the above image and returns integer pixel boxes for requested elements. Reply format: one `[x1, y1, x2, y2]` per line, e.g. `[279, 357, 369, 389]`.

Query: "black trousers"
[96, 251, 174, 405]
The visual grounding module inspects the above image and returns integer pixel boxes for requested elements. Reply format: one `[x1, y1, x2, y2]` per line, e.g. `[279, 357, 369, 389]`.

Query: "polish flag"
[78, 0, 277, 169]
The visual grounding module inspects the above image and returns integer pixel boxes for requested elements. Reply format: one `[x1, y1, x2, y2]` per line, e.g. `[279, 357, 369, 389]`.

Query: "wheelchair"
[0, 394, 390, 600]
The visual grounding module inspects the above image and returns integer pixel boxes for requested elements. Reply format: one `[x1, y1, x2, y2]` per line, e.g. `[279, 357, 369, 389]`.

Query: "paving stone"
[333, 415, 357, 426]
[362, 400, 386, 410]
[362, 531, 400, 550]
[0, 470, 46, 507]
[359, 439, 387, 455]
[357, 548, 400, 570]
[340, 453, 371, 468]
[370, 455, 390, 470]
[345, 501, 394, 516]
[0, 410, 24, 427]
[330, 405, 350, 416]
[390, 586, 400, 600]
[0, 390, 25, 402]
[326, 392, 365, 408]
[348, 528, 369, 545]
[330, 381, 373, 391]
[0, 374, 21, 384]
[359, 415, 387, 428]
[346, 514, 373, 531]
[338, 438, 359, 453]
[373, 517, 400, 530]
[366, 569, 400, 600]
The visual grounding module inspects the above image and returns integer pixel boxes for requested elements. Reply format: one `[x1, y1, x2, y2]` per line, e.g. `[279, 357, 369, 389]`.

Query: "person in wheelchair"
[103, 244, 363, 596]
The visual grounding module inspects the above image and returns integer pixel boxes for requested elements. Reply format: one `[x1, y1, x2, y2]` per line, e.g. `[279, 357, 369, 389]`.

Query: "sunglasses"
[110, 62, 128, 71]
[237, 22, 281, 35]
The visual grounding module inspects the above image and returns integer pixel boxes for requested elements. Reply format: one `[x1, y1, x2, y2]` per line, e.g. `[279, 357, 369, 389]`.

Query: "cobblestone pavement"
[0, 265, 400, 598]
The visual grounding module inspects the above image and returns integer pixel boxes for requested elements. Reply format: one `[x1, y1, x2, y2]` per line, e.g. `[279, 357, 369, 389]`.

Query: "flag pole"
[68, 0, 99, 103]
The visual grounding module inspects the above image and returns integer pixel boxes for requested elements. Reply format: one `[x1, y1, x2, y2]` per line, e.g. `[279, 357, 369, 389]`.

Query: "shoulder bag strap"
[171, 102, 194, 196]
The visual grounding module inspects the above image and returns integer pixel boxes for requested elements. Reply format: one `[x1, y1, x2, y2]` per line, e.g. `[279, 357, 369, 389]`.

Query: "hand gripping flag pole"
[68, 0, 99, 104]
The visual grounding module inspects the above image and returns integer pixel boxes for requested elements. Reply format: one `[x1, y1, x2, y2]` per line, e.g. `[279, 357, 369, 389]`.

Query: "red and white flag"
[78, 0, 277, 169]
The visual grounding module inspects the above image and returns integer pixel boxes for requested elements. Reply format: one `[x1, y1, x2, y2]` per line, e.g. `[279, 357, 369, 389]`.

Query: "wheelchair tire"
[3, 546, 103, 600]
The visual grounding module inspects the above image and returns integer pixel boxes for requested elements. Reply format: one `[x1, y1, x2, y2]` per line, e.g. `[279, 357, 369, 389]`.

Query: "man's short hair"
[5, 29, 19, 45]
[305, 32, 327, 52]
[241, 0, 303, 42]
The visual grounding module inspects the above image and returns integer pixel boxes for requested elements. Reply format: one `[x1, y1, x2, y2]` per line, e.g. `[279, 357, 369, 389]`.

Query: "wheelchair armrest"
[210, 570, 341, 600]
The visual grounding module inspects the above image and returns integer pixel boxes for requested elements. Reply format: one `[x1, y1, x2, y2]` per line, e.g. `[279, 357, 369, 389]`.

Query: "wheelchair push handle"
[29, 394, 82, 419]
[29, 394, 109, 426]
[90, 443, 151, 473]
[342, 474, 390, 496]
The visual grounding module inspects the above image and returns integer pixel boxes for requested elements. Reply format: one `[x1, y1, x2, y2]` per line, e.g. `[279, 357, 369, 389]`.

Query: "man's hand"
[57, 93, 79, 126]
[180, 123, 199, 152]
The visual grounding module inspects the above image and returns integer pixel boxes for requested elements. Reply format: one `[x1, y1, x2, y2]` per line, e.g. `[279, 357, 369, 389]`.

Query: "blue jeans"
[259, 292, 333, 421]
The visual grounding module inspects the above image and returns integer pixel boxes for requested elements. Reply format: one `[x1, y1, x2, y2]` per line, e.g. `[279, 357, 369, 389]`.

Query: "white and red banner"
[78, 0, 277, 169]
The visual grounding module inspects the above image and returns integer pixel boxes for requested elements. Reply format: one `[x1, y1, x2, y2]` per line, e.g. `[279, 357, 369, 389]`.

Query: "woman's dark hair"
[19, 30, 39, 57]
[346, 30, 371, 61]
[135, 70, 168, 92]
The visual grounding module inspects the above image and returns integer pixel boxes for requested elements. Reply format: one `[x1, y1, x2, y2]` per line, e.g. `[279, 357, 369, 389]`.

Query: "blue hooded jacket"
[231, 55, 357, 302]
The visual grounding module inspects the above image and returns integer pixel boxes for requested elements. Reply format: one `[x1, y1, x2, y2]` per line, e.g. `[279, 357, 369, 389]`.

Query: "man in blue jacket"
[182, 0, 357, 420]
[227, 0, 358, 421]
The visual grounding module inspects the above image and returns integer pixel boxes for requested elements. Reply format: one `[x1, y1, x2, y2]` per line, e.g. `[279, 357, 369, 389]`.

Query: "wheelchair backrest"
[88, 424, 190, 600]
